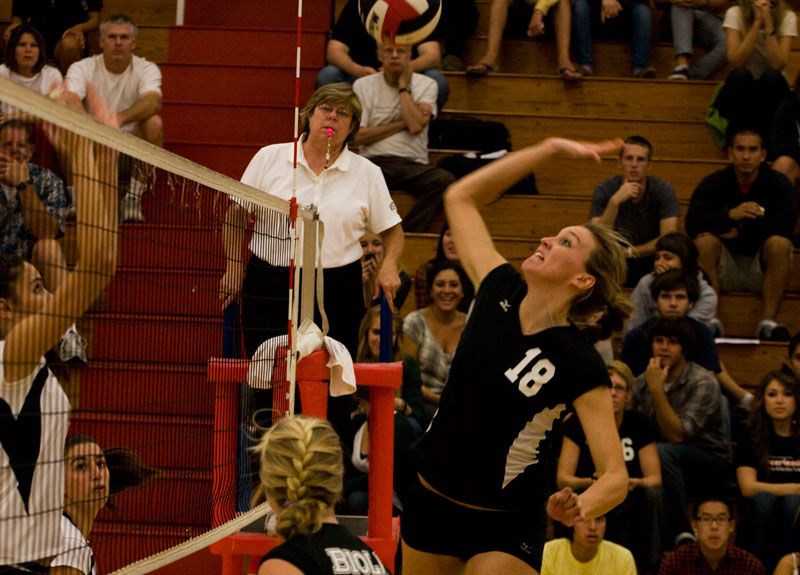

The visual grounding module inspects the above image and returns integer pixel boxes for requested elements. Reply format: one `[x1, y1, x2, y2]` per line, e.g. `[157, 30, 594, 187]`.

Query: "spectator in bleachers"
[64, 14, 163, 223]
[622, 269, 750, 407]
[590, 136, 680, 286]
[686, 128, 796, 341]
[770, 72, 800, 242]
[1, 25, 63, 101]
[629, 317, 730, 550]
[413, 221, 475, 312]
[557, 360, 664, 573]
[627, 232, 720, 335]
[402, 259, 467, 421]
[0, 119, 86, 363]
[775, 549, 800, 575]
[787, 332, 800, 379]
[714, 0, 796, 143]
[360, 231, 411, 310]
[668, 0, 728, 79]
[465, 0, 583, 81]
[541, 515, 637, 575]
[315, 0, 449, 112]
[735, 370, 800, 572]
[438, 0, 480, 71]
[50, 435, 157, 575]
[659, 495, 765, 574]
[353, 44, 455, 233]
[571, 0, 655, 77]
[345, 307, 425, 512]
[3, 0, 102, 76]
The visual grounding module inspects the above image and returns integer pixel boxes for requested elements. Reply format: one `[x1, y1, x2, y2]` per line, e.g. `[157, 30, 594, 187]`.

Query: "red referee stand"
[207, 350, 402, 573]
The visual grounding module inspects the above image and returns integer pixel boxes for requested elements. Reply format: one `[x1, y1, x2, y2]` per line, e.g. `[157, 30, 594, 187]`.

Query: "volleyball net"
[0, 77, 318, 574]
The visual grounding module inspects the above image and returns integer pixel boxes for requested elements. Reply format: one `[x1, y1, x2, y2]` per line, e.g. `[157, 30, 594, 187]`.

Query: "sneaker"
[674, 531, 697, 548]
[58, 329, 87, 364]
[668, 66, 689, 80]
[442, 54, 464, 71]
[120, 193, 144, 223]
[756, 319, 791, 341]
[709, 317, 724, 338]
[632, 66, 656, 78]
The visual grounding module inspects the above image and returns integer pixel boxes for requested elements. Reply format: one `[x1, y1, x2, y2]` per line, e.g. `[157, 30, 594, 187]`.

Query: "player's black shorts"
[401, 474, 547, 572]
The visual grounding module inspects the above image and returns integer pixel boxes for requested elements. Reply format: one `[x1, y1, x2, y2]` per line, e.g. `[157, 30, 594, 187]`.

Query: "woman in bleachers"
[735, 370, 800, 572]
[345, 306, 425, 513]
[715, 0, 796, 143]
[254, 415, 389, 575]
[413, 221, 474, 312]
[403, 259, 468, 420]
[50, 436, 157, 575]
[360, 231, 411, 310]
[626, 232, 719, 334]
[0, 25, 62, 101]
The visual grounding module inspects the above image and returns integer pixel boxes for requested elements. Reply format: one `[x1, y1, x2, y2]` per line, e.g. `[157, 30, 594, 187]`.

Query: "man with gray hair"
[65, 14, 162, 222]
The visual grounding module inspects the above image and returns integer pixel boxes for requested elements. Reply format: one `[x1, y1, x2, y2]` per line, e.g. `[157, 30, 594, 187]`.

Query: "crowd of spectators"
[5, 2, 800, 575]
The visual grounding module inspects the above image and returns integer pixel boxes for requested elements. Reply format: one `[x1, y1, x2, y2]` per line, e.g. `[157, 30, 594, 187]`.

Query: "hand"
[728, 201, 764, 221]
[61, 25, 86, 48]
[359, 65, 378, 77]
[628, 477, 643, 490]
[417, 102, 433, 118]
[398, 63, 414, 92]
[374, 260, 401, 311]
[528, 10, 545, 37]
[644, 357, 669, 391]
[601, 0, 622, 22]
[87, 84, 120, 129]
[3, 20, 21, 43]
[546, 487, 584, 526]
[219, 264, 244, 310]
[361, 255, 379, 282]
[393, 396, 406, 412]
[0, 154, 29, 187]
[612, 181, 642, 205]
[546, 138, 624, 161]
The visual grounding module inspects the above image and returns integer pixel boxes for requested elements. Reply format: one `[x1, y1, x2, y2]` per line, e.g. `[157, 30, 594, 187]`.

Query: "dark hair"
[2, 25, 47, 74]
[0, 119, 33, 146]
[435, 222, 452, 261]
[100, 14, 138, 39]
[727, 127, 764, 149]
[621, 136, 653, 160]
[650, 269, 699, 304]
[789, 332, 800, 358]
[426, 259, 469, 299]
[64, 435, 158, 501]
[0, 254, 24, 303]
[655, 233, 699, 279]
[749, 371, 800, 477]
[648, 317, 696, 357]
[692, 494, 734, 520]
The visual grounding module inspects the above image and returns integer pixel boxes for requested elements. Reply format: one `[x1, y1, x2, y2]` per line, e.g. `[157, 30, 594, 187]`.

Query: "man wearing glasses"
[659, 495, 765, 574]
[353, 44, 455, 233]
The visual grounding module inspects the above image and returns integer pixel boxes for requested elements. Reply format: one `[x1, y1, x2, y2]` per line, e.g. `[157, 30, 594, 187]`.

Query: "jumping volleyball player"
[0, 87, 118, 572]
[401, 138, 631, 575]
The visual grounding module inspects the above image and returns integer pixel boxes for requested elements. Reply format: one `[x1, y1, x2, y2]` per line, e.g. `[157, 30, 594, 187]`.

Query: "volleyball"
[359, 0, 442, 47]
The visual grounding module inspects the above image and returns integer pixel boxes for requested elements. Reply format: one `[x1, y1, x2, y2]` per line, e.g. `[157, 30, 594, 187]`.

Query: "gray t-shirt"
[590, 176, 680, 247]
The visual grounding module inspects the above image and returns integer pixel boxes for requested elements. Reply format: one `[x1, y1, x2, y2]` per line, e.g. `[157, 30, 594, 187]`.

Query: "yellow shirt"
[541, 538, 637, 575]
[527, 0, 561, 16]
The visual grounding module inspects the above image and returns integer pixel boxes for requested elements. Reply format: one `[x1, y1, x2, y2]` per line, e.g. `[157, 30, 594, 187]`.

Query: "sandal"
[559, 67, 583, 81]
[465, 62, 494, 77]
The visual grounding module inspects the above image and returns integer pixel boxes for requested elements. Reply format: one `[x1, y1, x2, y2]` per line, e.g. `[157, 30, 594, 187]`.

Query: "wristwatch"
[398, 87, 411, 95]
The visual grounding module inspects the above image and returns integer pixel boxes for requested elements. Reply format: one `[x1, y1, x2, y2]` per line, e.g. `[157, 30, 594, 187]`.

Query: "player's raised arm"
[444, 138, 623, 290]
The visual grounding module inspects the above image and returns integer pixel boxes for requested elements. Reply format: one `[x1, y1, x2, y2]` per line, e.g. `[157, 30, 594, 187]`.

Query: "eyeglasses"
[317, 104, 351, 118]
[381, 46, 410, 56]
[696, 515, 731, 525]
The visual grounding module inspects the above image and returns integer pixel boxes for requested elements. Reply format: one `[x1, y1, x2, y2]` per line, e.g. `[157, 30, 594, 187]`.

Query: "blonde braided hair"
[252, 415, 344, 540]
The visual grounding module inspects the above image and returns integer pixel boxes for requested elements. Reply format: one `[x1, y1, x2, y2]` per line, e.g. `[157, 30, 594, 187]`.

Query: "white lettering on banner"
[504, 347, 556, 397]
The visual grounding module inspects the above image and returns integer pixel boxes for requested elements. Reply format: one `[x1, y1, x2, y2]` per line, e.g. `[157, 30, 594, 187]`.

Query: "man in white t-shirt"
[65, 14, 163, 222]
[353, 44, 455, 233]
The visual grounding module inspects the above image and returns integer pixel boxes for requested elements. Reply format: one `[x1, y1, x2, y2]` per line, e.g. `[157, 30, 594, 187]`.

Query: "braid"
[253, 415, 344, 540]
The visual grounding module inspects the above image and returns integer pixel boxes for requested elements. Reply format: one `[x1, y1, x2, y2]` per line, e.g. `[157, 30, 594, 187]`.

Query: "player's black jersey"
[413, 264, 610, 511]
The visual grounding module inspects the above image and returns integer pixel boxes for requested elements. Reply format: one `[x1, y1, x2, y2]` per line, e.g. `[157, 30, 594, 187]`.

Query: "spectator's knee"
[772, 156, 800, 183]
[762, 235, 793, 260]
[693, 233, 722, 254]
[139, 115, 164, 146]
[725, 67, 754, 88]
